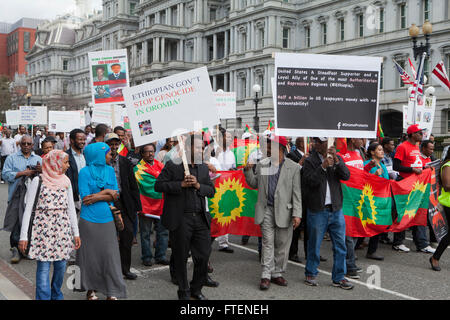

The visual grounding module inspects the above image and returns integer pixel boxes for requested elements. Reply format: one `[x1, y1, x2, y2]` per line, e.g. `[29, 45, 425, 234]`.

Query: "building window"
[379, 8, 384, 33]
[380, 63, 384, 89]
[23, 32, 30, 52]
[210, 8, 216, 21]
[400, 4, 407, 29]
[305, 27, 310, 48]
[259, 29, 265, 48]
[130, 2, 136, 15]
[241, 0, 247, 9]
[63, 59, 68, 71]
[62, 82, 68, 95]
[339, 19, 345, 41]
[282, 28, 289, 48]
[424, 0, 430, 21]
[358, 14, 364, 37]
[150, 14, 155, 25]
[161, 11, 166, 24]
[321, 23, 327, 45]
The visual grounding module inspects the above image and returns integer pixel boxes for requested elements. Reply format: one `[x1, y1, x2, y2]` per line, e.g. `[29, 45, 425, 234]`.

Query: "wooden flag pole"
[177, 135, 190, 176]
[304, 137, 308, 153]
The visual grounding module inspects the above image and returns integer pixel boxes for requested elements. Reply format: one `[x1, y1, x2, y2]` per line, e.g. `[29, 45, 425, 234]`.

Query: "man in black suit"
[155, 134, 215, 300]
[106, 133, 142, 280]
[108, 63, 127, 81]
[66, 129, 87, 211]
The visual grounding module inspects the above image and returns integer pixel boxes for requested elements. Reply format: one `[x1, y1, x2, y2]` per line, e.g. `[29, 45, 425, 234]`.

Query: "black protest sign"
[428, 162, 448, 242]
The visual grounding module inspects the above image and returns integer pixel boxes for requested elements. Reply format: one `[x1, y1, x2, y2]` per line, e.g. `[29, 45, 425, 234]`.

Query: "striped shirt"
[2, 150, 42, 201]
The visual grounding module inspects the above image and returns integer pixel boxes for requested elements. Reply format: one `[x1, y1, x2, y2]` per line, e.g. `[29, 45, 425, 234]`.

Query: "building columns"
[213, 33, 218, 60]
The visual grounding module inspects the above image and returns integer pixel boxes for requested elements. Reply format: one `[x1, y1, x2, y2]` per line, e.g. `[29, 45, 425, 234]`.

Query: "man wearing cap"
[302, 137, 353, 290]
[105, 133, 142, 280]
[392, 124, 435, 254]
[244, 135, 301, 290]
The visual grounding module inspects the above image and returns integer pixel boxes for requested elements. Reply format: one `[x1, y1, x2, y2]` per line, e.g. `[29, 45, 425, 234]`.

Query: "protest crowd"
[1, 119, 449, 300]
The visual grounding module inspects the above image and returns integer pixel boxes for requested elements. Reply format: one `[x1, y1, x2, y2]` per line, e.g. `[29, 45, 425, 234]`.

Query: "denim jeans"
[139, 216, 169, 262]
[345, 236, 358, 272]
[305, 208, 347, 282]
[36, 260, 67, 300]
[393, 226, 429, 250]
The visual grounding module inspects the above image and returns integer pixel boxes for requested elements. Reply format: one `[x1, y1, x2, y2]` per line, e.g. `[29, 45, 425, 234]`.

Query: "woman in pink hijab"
[18, 150, 81, 300]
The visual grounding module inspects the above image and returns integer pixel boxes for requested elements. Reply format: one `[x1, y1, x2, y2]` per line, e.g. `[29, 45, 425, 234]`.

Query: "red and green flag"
[342, 167, 393, 237]
[245, 124, 255, 135]
[209, 171, 261, 237]
[335, 138, 347, 154]
[390, 169, 431, 232]
[118, 143, 128, 157]
[377, 118, 384, 139]
[134, 159, 164, 219]
[230, 138, 259, 168]
[266, 120, 274, 131]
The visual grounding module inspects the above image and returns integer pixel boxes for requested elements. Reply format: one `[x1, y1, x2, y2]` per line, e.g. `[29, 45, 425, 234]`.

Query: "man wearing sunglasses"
[392, 124, 435, 254]
[2, 135, 42, 264]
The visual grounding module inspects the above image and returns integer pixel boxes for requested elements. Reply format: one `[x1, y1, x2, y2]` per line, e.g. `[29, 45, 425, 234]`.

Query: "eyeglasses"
[21, 142, 32, 146]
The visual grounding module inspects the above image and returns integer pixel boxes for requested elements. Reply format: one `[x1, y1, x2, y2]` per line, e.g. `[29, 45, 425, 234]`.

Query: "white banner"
[91, 105, 124, 128]
[6, 110, 21, 126]
[214, 91, 236, 119]
[123, 66, 219, 147]
[19, 106, 47, 125]
[415, 96, 436, 139]
[48, 111, 82, 132]
[274, 53, 382, 138]
[88, 49, 130, 106]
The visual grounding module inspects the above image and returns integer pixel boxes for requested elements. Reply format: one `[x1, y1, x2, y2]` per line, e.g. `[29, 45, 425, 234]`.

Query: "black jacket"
[302, 149, 350, 213]
[117, 155, 142, 222]
[287, 149, 304, 164]
[66, 149, 81, 202]
[154, 160, 215, 232]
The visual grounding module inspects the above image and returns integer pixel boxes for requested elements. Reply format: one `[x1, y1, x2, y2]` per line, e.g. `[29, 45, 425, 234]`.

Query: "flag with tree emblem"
[341, 167, 393, 237]
[390, 169, 431, 232]
[230, 138, 259, 168]
[209, 171, 261, 237]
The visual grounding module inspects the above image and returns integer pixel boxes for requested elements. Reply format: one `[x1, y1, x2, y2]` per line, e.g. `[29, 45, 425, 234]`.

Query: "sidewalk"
[0, 258, 33, 300]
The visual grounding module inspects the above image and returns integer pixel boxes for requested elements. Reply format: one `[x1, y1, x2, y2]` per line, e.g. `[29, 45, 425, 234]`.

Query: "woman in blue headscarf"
[76, 142, 127, 300]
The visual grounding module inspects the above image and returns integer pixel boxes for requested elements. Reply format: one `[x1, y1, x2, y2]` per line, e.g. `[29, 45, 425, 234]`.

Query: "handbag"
[25, 177, 43, 256]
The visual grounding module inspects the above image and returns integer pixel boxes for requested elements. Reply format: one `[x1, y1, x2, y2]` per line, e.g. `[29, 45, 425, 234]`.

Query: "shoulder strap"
[32, 177, 43, 213]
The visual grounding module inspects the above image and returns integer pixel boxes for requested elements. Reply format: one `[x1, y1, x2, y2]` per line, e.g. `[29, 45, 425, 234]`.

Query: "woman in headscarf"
[76, 142, 126, 300]
[18, 150, 81, 300]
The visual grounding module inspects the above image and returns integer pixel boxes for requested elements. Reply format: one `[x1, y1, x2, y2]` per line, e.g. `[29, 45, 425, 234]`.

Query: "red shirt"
[421, 154, 431, 167]
[338, 150, 364, 170]
[394, 141, 422, 178]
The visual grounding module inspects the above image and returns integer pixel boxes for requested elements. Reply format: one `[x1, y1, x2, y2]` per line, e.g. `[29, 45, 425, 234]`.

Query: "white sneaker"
[393, 244, 410, 252]
[419, 246, 436, 254]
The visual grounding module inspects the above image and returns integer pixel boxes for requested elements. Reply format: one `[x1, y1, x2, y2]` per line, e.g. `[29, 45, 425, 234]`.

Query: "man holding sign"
[155, 134, 215, 300]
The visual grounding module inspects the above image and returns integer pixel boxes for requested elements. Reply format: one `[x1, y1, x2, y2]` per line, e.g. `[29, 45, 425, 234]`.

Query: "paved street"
[0, 183, 449, 300]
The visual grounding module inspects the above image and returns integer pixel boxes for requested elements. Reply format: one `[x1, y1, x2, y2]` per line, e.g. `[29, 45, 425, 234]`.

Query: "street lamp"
[26, 93, 32, 106]
[252, 84, 261, 133]
[409, 20, 432, 61]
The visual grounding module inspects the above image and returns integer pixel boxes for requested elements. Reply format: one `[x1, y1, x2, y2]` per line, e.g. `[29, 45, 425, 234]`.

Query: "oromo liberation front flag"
[134, 159, 164, 219]
[231, 138, 259, 168]
[390, 169, 431, 232]
[342, 167, 393, 237]
[209, 171, 261, 237]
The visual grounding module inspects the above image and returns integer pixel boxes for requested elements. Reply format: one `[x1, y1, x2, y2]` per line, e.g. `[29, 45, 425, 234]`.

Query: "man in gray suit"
[244, 135, 302, 290]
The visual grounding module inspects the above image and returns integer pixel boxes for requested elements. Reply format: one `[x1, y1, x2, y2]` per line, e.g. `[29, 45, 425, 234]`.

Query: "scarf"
[84, 142, 111, 189]
[41, 150, 71, 190]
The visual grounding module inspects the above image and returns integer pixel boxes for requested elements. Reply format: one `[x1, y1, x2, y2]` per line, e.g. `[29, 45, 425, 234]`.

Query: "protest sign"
[428, 161, 448, 242]
[19, 106, 47, 125]
[91, 105, 113, 125]
[123, 66, 219, 147]
[6, 110, 21, 126]
[403, 105, 409, 130]
[274, 53, 382, 138]
[214, 91, 236, 119]
[48, 111, 82, 132]
[415, 96, 436, 139]
[88, 49, 129, 106]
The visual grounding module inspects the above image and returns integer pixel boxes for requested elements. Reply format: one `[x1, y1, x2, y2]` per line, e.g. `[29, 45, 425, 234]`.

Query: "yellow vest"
[438, 161, 450, 207]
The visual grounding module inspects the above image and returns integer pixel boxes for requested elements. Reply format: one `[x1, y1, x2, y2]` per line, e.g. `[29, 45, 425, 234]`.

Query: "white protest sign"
[92, 105, 113, 126]
[19, 106, 47, 124]
[403, 105, 409, 130]
[274, 53, 382, 138]
[6, 110, 21, 126]
[418, 96, 436, 139]
[48, 111, 82, 132]
[214, 91, 236, 119]
[123, 66, 219, 147]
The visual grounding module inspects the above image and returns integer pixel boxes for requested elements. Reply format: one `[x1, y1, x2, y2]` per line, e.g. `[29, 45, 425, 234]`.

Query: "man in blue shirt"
[2, 135, 42, 264]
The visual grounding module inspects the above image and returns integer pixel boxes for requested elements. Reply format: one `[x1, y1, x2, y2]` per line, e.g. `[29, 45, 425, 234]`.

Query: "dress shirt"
[71, 148, 86, 173]
[1, 138, 17, 156]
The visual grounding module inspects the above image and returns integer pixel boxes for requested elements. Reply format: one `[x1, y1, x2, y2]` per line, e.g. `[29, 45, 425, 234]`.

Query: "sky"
[1, 0, 103, 24]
